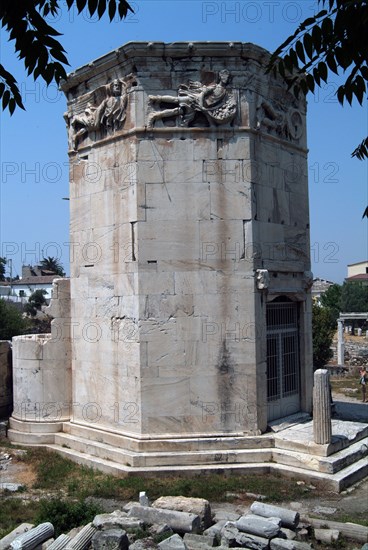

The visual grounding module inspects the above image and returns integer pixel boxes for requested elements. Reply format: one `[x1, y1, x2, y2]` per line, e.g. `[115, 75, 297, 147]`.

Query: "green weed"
[0, 499, 40, 539]
[35, 498, 102, 537]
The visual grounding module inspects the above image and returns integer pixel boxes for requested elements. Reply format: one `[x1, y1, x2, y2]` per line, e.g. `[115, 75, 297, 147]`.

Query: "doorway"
[266, 299, 301, 421]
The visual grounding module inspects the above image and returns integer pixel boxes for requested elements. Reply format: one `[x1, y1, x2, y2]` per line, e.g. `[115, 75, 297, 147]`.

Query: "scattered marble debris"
[312, 506, 337, 516]
[314, 528, 340, 544]
[0, 494, 367, 550]
[0, 483, 24, 492]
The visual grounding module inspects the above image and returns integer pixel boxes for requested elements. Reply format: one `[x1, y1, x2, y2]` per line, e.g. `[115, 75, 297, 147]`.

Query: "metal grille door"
[266, 301, 300, 421]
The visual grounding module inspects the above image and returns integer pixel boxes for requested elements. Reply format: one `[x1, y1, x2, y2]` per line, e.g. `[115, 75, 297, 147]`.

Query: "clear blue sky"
[0, 0, 367, 283]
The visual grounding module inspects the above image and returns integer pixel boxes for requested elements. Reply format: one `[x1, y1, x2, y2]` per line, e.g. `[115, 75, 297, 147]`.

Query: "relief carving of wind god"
[67, 75, 135, 150]
[147, 70, 237, 129]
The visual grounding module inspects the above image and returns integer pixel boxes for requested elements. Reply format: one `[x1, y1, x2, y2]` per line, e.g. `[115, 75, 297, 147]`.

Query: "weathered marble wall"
[62, 42, 313, 439]
[12, 279, 72, 424]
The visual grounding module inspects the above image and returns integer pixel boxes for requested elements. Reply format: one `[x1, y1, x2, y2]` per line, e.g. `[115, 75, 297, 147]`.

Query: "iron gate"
[266, 300, 300, 421]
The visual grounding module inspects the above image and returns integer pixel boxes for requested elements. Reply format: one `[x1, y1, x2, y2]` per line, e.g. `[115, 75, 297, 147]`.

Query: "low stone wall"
[12, 334, 72, 423]
[331, 336, 368, 367]
[0, 341, 12, 419]
[11, 279, 72, 425]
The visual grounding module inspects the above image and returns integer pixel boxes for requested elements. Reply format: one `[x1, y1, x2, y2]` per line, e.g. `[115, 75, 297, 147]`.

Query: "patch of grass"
[82, 471, 312, 503]
[20, 448, 318, 503]
[23, 448, 78, 489]
[330, 512, 368, 528]
[330, 373, 362, 398]
[0, 498, 41, 538]
[35, 498, 102, 537]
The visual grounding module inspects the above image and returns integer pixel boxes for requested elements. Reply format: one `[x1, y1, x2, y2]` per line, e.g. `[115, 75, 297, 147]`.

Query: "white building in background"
[8, 275, 57, 301]
[346, 261, 368, 285]
[0, 265, 59, 303]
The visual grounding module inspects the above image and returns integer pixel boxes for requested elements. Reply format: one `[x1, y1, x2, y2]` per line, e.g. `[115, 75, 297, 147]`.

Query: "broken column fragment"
[11, 524, 54, 550]
[128, 506, 201, 534]
[250, 502, 299, 529]
[313, 369, 332, 444]
[47, 535, 71, 550]
[235, 515, 281, 538]
[65, 524, 96, 550]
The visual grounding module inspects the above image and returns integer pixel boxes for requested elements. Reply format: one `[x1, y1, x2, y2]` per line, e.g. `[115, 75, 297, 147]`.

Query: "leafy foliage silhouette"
[0, 0, 133, 114]
[268, 0, 368, 160]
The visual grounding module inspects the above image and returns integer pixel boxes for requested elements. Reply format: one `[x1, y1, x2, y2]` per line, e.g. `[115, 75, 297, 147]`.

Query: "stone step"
[46, 443, 368, 492]
[56, 430, 368, 473]
[272, 437, 368, 474]
[9, 418, 64, 434]
[273, 420, 368, 457]
[268, 413, 311, 433]
[62, 422, 274, 452]
[7, 428, 56, 445]
[265, 458, 368, 492]
[54, 433, 273, 467]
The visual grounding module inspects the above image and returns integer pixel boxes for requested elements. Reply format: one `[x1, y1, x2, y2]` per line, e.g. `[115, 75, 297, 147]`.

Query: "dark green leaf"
[345, 85, 353, 105]
[313, 67, 321, 87]
[295, 41, 305, 64]
[354, 75, 366, 105]
[326, 52, 338, 74]
[117, 0, 133, 18]
[360, 65, 368, 80]
[76, 0, 87, 13]
[2, 89, 10, 109]
[306, 73, 315, 93]
[289, 48, 299, 69]
[352, 137, 368, 160]
[97, 0, 106, 19]
[299, 78, 308, 95]
[337, 85, 345, 105]
[303, 33, 314, 60]
[42, 35, 66, 50]
[302, 17, 319, 27]
[43, 64, 55, 85]
[8, 97, 16, 115]
[108, 0, 116, 20]
[50, 48, 69, 64]
[88, 0, 98, 16]
[318, 61, 328, 83]
[321, 15, 334, 37]
[312, 24, 322, 52]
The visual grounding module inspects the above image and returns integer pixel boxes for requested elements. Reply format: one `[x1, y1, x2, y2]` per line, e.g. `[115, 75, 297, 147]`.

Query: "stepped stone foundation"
[8, 42, 368, 489]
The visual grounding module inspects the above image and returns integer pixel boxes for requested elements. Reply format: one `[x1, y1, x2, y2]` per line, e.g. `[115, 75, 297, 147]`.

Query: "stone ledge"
[62, 42, 270, 91]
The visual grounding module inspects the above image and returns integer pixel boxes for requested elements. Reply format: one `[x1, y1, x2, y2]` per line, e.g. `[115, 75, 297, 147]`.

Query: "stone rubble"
[0, 495, 367, 550]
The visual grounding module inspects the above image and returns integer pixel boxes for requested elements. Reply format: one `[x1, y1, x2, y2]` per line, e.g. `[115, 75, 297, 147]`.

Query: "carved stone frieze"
[256, 269, 270, 290]
[147, 70, 237, 129]
[255, 94, 303, 142]
[66, 74, 136, 150]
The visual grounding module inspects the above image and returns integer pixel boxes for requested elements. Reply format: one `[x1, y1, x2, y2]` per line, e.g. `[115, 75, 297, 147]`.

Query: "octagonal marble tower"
[39, 42, 312, 461]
